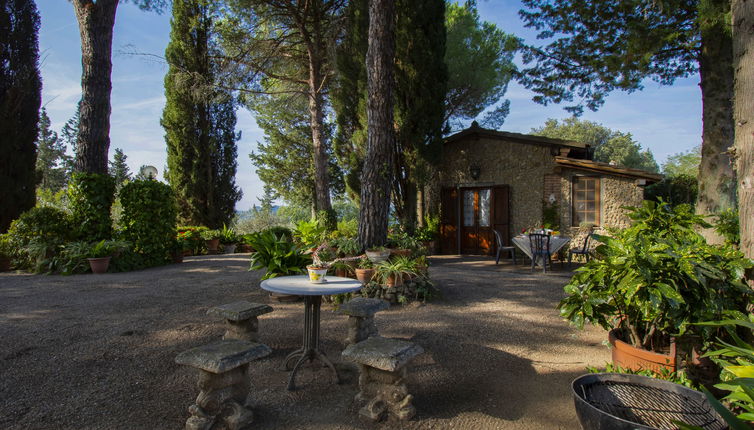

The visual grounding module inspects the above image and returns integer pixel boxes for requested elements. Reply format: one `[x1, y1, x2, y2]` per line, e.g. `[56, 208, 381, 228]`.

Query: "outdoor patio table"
[260, 275, 362, 390]
[512, 234, 571, 263]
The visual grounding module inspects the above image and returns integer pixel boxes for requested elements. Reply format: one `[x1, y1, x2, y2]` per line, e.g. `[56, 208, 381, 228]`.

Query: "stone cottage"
[432, 123, 662, 255]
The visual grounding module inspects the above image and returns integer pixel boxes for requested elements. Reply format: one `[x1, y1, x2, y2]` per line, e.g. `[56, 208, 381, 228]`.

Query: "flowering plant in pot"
[558, 201, 752, 373]
[87, 240, 129, 274]
[307, 242, 361, 283]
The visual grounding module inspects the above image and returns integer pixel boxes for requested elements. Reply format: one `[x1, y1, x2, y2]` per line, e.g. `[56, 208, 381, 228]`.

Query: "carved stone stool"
[342, 337, 424, 422]
[207, 301, 273, 342]
[175, 339, 271, 430]
[337, 298, 389, 345]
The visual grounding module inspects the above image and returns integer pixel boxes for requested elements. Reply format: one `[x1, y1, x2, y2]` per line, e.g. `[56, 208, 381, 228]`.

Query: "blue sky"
[37, 1, 701, 210]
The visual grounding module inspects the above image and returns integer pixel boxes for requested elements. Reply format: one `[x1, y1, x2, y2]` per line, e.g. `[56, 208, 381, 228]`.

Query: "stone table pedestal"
[337, 298, 389, 345]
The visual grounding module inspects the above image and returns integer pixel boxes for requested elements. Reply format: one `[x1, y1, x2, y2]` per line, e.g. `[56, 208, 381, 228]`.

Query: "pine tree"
[0, 0, 42, 232]
[162, 0, 240, 228]
[108, 148, 131, 190]
[36, 108, 71, 192]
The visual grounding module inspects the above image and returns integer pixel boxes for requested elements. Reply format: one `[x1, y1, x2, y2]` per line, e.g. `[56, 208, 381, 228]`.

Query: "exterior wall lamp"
[469, 165, 481, 180]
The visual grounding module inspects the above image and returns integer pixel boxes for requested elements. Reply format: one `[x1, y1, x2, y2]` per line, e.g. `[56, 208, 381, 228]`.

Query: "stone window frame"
[571, 175, 602, 227]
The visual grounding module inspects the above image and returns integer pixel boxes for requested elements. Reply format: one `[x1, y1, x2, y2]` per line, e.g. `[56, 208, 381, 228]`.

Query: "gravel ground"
[0, 254, 608, 429]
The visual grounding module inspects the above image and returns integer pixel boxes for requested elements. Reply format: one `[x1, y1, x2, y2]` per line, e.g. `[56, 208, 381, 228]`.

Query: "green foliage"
[163, 0, 240, 228]
[714, 209, 740, 247]
[264, 226, 293, 242]
[0, 234, 12, 258]
[68, 172, 116, 241]
[519, 0, 702, 114]
[0, 0, 42, 233]
[698, 315, 754, 424]
[332, 219, 359, 239]
[36, 188, 69, 213]
[35, 108, 71, 192]
[88, 239, 128, 258]
[200, 229, 221, 241]
[645, 174, 699, 208]
[177, 226, 208, 254]
[415, 215, 440, 242]
[233, 207, 291, 234]
[108, 148, 131, 191]
[331, 236, 361, 257]
[6, 206, 73, 269]
[558, 200, 752, 351]
[663, 146, 701, 178]
[542, 200, 560, 230]
[375, 256, 418, 285]
[218, 224, 237, 244]
[444, 1, 518, 129]
[119, 179, 177, 267]
[247, 231, 311, 280]
[294, 219, 328, 248]
[587, 362, 697, 390]
[388, 232, 423, 251]
[532, 117, 659, 172]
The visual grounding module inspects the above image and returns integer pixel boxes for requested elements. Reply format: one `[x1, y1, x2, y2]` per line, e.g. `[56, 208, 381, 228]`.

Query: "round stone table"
[260, 275, 362, 390]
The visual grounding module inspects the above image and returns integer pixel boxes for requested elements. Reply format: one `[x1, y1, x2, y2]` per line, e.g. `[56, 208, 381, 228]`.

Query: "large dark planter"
[205, 239, 220, 253]
[572, 373, 726, 430]
[609, 329, 676, 373]
[0, 256, 11, 272]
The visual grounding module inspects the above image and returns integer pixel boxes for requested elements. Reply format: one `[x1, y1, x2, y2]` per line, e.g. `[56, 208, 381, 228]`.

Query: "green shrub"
[264, 226, 293, 242]
[218, 224, 238, 244]
[119, 179, 177, 267]
[294, 219, 327, 247]
[6, 206, 73, 269]
[177, 226, 208, 254]
[248, 231, 311, 280]
[714, 209, 740, 247]
[558, 200, 752, 353]
[68, 173, 116, 241]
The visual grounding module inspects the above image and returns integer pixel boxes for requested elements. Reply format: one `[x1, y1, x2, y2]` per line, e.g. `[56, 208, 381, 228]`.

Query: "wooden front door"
[440, 185, 510, 255]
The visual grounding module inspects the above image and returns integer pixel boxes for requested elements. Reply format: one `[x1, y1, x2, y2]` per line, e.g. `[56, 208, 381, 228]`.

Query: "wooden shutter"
[440, 187, 458, 254]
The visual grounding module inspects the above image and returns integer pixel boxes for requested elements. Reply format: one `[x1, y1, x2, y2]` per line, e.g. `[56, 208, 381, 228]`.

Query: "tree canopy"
[36, 108, 71, 192]
[531, 117, 659, 172]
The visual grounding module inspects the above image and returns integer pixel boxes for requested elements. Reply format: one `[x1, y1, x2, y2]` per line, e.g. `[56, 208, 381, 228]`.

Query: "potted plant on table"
[219, 224, 238, 254]
[306, 242, 361, 283]
[557, 201, 752, 373]
[201, 229, 222, 254]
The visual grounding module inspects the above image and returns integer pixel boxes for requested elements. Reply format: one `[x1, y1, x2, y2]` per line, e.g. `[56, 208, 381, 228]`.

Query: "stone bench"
[337, 298, 389, 345]
[207, 301, 273, 342]
[342, 336, 424, 422]
[175, 339, 271, 430]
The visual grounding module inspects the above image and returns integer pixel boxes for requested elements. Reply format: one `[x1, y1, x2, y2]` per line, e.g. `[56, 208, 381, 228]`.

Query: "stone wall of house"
[559, 168, 644, 240]
[434, 136, 557, 235]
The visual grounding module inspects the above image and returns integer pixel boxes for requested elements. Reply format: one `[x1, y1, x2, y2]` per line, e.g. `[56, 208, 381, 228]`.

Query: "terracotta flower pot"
[307, 266, 328, 283]
[223, 244, 237, 254]
[355, 268, 374, 284]
[205, 239, 220, 252]
[390, 248, 412, 258]
[608, 328, 676, 373]
[386, 273, 404, 288]
[335, 267, 348, 278]
[87, 256, 111, 274]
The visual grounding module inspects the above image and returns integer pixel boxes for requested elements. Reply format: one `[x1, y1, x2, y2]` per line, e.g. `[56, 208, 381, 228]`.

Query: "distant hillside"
[235, 205, 280, 220]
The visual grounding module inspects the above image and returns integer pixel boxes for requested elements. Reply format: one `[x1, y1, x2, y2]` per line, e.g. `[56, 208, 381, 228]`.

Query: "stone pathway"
[0, 254, 608, 429]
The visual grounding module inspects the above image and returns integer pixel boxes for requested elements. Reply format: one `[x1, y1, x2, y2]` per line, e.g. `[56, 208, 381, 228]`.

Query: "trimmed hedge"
[119, 179, 177, 267]
[68, 173, 115, 241]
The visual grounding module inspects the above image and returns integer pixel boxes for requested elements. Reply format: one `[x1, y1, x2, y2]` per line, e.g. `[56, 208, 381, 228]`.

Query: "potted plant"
[355, 257, 375, 284]
[415, 217, 439, 255]
[375, 256, 418, 288]
[0, 234, 13, 272]
[201, 229, 222, 253]
[365, 246, 391, 264]
[306, 242, 361, 283]
[87, 240, 128, 274]
[558, 201, 752, 372]
[387, 232, 420, 257]
[248, 230, 312, 301]
[170, 239, 185, 263]
[219, 224, 238, 254]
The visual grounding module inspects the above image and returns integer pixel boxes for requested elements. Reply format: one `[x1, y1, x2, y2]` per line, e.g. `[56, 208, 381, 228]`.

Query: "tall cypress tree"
[0, 0, 42, 232]
[36, 108, 71, 192]
[162, 0, 240, 228]
[108, 147, 131, 190]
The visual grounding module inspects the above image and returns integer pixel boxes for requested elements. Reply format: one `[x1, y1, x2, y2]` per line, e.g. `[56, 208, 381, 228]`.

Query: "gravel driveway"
[0, 254, 608, 429]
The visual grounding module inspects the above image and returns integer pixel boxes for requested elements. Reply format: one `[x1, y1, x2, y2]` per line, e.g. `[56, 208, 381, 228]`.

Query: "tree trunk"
[72, 0, 118, 174]
[732, 0, 754, 268]
[307, 57, 333, 216]
[358, 0, 395, 250]
[695, 0, 736, 244]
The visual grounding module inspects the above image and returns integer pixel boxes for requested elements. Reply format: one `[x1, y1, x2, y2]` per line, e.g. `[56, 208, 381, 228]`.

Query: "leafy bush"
[415, 215, 440, 242]
[0, 234, 12, 258]
[644, 173, 698, 208]
[714, 209, 740, 247]
[331, 219, 358, 239]
[331, 236, 361, 256]
[177, 226, 208, 254]
[200, 229, 221, 241]
[248, 231, 311, 280]
[264, 226, 293, 242]
[68, 173, 115, 241]
[558, 200, 752, 352]
[119, 179, 177, 267]
[6, 206, 73, 268]
[233, 209, 291, 234]
[294, 219, 327, 247]
[218, 224, 238, 244]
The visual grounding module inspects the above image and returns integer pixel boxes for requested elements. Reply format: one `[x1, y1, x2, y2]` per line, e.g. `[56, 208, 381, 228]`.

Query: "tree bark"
[732, 0, 754, 267]
[307, 49, 333, 217]
[695, 0, 736, 244]
[72, 0, 118, 174]
[358, 0, 395, 250]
